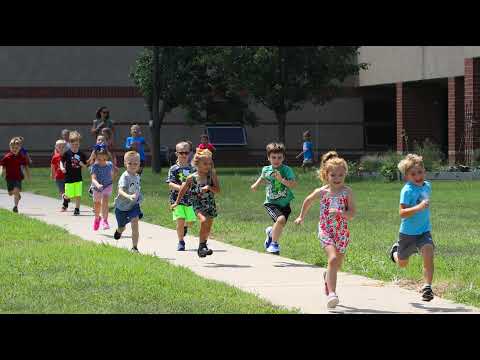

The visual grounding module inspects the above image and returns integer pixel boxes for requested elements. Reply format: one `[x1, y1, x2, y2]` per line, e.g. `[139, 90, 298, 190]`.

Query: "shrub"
[359, 154, 383, 173]
[412, 138, 444, 171]
[379, 151, 402, 182]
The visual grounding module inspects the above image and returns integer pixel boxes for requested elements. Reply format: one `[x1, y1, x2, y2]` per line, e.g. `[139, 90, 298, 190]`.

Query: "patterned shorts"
[318, 225, 350, 254]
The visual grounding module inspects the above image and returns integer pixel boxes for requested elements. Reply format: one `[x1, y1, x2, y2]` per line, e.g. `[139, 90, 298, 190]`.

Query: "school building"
[1, 46, 479, 166]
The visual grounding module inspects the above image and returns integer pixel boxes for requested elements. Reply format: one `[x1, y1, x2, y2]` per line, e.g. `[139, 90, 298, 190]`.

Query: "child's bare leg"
[421, 244, 434, 285]
[393, 252, 409, 268]
[271, 215, 286, 243]
[324, 245, 344, 294]
[75, 197, 81, 209]
[176, 218, 186, 240]
[197, 213, 213, 244]
[131, 218, 139, 248]
[101, 196, 109, 220]
[94, 200, 102, 219]
[13, 188, 21, 207]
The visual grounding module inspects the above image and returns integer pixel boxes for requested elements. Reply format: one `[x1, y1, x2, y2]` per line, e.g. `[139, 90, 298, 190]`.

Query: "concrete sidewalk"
[1, 189, 478, 314]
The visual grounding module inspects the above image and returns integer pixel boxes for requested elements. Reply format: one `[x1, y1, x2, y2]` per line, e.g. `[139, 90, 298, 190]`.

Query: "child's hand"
[170, 203, 178, 210]
[294, 217, 304, 225]
[419, 199, 429, 210]
[273, 171, 283, 181]
[201, 185, 210, 193]
[129, 194, 137, 202]
[97, 184, 104, 191]
[61, 168, 66, 174]
[250, 184, 257, 192]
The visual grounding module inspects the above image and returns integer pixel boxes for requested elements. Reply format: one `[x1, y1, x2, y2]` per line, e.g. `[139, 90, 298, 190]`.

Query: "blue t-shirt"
[125, 137, 146, 161]
[303, 141, 313, 160]
[90, 161, 114, 189]
[399, 181, 432, 235]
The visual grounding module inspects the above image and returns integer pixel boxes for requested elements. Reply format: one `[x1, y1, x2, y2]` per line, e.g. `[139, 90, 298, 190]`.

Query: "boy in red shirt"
[197, 134, 216, 153]
[51, 139, 70, 211]
[0, 137, 31, 213]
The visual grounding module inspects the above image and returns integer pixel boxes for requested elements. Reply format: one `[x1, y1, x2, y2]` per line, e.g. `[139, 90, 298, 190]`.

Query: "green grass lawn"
[0, 208, 294, 314]
[3, 167, 480, 308]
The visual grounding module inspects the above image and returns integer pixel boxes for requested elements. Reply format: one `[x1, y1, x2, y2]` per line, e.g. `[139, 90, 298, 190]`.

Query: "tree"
[216, 46, 369, 144]
[130, 46, 258, 173]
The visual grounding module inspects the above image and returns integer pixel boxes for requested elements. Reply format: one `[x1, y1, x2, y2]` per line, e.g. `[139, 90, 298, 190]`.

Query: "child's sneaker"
[93, 217, 101, 231]
[114, 230, 121, 240]
[131, 247, 139, 253]
[421, 285, 434, 302]
[389, 242, 399, 263]
[12, 206, 18, 213]
[197, 243, 213, 258]
[177, 240, 186, 251]
[266, 242, 280, 255]
[61, 206, 67, 212]
[101, 219, 110, 230]
[264, 226, 273, 249]
[327, 293, 339, 309]
[73, 208, 80, 216]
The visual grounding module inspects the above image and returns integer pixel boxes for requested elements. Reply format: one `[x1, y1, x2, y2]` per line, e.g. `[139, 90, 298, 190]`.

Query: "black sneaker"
[114, 230, 121, 240]
[131, 247, 139, 253]
[12, 206, 18, 213]
[389, 242, 399, 263]
[421, 285, 434, 302]
[73, 208, 80, 216]
[197, 245, 212, 258]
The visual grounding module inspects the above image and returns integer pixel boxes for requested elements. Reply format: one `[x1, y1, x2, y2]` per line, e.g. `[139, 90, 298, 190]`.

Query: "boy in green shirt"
[251, 142, 297, 255]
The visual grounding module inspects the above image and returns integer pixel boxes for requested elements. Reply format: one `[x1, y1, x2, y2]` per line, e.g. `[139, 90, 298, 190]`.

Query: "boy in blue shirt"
[125, 124, 148, 175]
[389, 154, 435, 302]
[296, 130, 314, 172]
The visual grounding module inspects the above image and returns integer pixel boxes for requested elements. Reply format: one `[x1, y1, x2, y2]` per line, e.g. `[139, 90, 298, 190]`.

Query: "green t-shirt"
[261, 164, 295, 207]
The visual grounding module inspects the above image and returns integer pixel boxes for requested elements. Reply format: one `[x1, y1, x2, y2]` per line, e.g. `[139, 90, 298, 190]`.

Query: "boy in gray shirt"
[113, 151, 143, 253]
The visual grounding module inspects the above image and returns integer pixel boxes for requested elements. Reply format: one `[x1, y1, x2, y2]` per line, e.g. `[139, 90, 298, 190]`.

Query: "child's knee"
[276, 216, 287, 226]
[328, 255, 338, 267]
[398, 259, 409, 268]
[421, 244, 434, 257]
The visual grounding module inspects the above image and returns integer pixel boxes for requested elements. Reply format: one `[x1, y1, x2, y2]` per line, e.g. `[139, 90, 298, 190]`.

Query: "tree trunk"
[151, 46, 161, 174]
[276, 111, 287, 144]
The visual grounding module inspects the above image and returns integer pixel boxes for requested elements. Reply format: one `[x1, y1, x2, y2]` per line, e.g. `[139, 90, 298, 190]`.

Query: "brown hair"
[69, 131, 82, 142]
[397, 153, 424, 175]
[266, 142, 286, 157]
[319, 151, 348, 183]
[191, 148, 213, 167]
[303, 130, 311, 139]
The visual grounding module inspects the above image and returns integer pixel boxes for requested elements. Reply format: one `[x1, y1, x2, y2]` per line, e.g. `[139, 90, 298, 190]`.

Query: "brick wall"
[448, 77, 465, 164]
[464, 58, 480, 152]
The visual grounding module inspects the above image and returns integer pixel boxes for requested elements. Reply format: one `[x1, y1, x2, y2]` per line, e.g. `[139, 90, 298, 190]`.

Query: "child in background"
[296, 130, 314, 172]
[251, 143, 297, 255]
[101, 127, 117, 167]
[50, 139, 70, 211]
[0, 137, 31, 213]
[90, 147, 115, 231]
[171, 149, 220, 258]
[61, 131, 88, 216]
[87, 134, 107, 165]
[197, 134, 216, 153]
[125, 124, 148, 175]
[61, 129, 71, 151]
[114, 151, 144, 253]
[186, 140, 194, 165]
[166, 141, 196, 251]
[294, 151, 356, 309]
[389, 154, 435, 302]
[17, 136, 33, 166]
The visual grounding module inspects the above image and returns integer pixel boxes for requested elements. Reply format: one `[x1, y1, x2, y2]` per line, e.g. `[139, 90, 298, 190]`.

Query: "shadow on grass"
[332, 305, 400, 314]
[21, 213, 46, 217]
[409, 302, 473, 313]
[204, 262, 252, 268]
[274, 261, 319, 268]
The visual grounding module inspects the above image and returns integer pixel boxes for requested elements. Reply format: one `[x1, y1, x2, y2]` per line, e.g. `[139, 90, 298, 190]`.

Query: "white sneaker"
[327, 293, 339, 309]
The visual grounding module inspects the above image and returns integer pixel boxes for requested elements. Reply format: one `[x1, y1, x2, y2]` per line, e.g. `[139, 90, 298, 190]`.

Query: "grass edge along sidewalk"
[0, 208, 295, 314]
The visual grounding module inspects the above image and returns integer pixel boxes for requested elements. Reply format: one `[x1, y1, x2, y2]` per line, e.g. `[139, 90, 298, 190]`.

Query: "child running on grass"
[389, 154, 435, 302]
[295, 130, 314, 172]
[114, 151, 144, 253]
[0, 137, 31, 213]
[294, 151, 356, 309]
[171, 149, 220, 258]
[90, 146, 115, 231]
[125, 124, 148, 175]
[61, 131, 88, 216]
[50, 139, 70, 211]
[251, 142, 297, 255]
[166, 141, 196, 251]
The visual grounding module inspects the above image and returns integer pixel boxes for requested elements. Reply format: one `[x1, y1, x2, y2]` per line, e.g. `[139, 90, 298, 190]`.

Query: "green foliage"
[359, 154, 384, 173]
[379, 151, 403, 182]
[412, 138, 444, 171]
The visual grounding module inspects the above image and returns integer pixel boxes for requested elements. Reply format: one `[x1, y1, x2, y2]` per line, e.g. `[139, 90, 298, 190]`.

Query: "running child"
[61, 131, 88, 216]
[125, 124, 148, 174]
[17, 136, 33, 166]
[166, 141, 196, 251]
[50, 139, 70, 211]
[90, 147, 115, 231]
[113, 151, 144, 253]
[171, 149, 220, 258]
[101, 127, 117, 167]
[294, 151, 356, 309]
[0, 137, 31, 213]
[389, 154, 435, 302]
[197, 134, 216, 153]
[251, 142, 297, 255]
[87, 134, 107, 165]
[296, 130, 314, 172]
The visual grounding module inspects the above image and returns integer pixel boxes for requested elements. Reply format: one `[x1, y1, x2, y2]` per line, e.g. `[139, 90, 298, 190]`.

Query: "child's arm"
[171, 177, 193, 209]
[295, 150, 305, 159]
[273, 171, 297, 188]
[294, 188, 323, 224]
[87, 151, 95, 166]
[206, 170, 220, 194]
[59, 160, 66, 173]
[23, 165, 31, 181]
[342, 188, 356, 220]
[91, 173, 102, 189]
[168, 182, 182, 192]
[399, 201, 429, 218]
[50, 164, 55, 179]
[0, 165, 4, 178]
[118, 187, 136, 201]
[250, 176, 265, 191]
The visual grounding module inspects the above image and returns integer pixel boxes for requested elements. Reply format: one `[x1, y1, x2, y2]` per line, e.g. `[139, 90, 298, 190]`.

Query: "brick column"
[396, 83, 404, 153]
[464, 57, 480, 157]
[448, 77, 464, 165]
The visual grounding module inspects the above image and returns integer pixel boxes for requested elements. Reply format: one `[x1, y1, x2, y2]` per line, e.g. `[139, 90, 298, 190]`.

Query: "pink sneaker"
[101, 219, 110, 230]
[93, 217, 101, 231]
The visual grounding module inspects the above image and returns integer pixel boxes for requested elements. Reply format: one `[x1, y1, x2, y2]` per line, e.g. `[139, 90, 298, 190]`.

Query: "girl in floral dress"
[295, 151, 356, 309]
[171, 149, 220, 258]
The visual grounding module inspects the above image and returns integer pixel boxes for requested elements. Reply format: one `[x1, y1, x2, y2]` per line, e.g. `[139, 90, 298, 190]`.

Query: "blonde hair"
[124, 150, 140, 161]
[319, 151, 348, 183]
[55, 139, 66, 147]
[192, 148, 213, 167]
[397, 154, 424, 175]
[69, 131, 81, 142]
[9, 137, 21, 147]
[176, 141, 190, 152]
[130, 124, 141, 133]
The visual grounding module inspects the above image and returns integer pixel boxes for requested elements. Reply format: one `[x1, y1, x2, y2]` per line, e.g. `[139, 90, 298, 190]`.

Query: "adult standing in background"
[91, 106, 115, 138]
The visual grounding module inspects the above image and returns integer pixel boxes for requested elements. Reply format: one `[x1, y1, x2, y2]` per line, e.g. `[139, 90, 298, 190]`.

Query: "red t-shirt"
[0, 152, 28, 181]
[51, 152, 65, 180]
[197, 143, 216, 152]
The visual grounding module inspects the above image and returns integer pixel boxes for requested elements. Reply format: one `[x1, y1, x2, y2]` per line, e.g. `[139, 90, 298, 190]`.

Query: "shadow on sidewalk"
[102, 234, 132, 239]
[185, 249, 227, 253]
[409, 302, 473, 313]
[204, 262, 252, 268]
[274, 261, 319, 268]
[332, 305, 400, 314]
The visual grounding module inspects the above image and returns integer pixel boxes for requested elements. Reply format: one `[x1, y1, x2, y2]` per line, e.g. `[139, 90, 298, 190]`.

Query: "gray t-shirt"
[114, 171, 143, 211]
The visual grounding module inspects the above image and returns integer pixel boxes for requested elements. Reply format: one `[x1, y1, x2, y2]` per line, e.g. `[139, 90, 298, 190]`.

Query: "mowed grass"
[4, 167, 480, 307]
[0, 209, 294, 314]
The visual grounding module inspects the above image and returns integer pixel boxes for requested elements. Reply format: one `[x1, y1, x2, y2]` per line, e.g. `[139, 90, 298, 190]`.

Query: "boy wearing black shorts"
[251, 142, 297, 255]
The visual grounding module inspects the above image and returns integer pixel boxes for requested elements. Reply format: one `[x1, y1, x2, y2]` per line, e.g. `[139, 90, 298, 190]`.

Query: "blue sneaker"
[177, 240, 186, 251]
[266, 242, 280, 255]
[264, 226, 273, 249]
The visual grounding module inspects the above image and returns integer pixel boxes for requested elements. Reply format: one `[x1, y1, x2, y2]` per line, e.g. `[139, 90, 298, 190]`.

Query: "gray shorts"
[397, 232, 435, 260]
